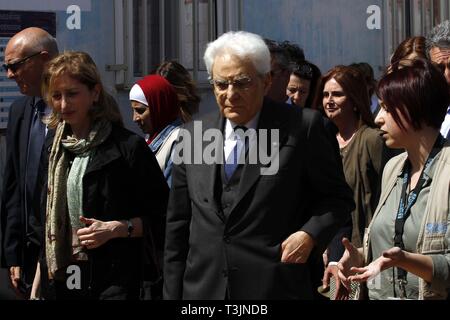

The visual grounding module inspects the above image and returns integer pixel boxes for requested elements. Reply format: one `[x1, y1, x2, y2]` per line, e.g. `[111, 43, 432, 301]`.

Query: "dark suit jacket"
[163, 98, 354, 300]
[0, 96, 52, 286]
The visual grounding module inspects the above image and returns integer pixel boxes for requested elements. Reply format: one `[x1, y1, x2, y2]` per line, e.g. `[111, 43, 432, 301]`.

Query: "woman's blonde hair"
[42, 51, 123, 128]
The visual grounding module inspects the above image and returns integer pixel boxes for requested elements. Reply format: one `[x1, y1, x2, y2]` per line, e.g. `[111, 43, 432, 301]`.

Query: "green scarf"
[46, 119, 112, 280]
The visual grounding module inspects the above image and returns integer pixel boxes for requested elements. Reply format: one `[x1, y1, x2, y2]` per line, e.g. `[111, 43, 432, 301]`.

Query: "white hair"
[426, 20, 450, 58]
[203, 31, 271, 77]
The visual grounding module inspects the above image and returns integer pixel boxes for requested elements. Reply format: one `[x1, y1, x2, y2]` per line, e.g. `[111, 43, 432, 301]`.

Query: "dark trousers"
[18, 241, 40, 297]
[39, 260, 95, 300]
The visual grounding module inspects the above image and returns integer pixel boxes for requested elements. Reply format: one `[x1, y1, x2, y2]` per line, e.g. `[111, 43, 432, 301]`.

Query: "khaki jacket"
[362, 143, 450, 300]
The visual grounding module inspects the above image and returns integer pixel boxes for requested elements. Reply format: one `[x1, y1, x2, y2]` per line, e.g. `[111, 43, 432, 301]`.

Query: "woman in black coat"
[30, 51, 168, 300]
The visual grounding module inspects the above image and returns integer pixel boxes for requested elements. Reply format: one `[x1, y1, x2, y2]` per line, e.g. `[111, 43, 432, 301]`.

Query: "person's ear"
[93, 84, 101, 102]
[39, 51, 50, 62]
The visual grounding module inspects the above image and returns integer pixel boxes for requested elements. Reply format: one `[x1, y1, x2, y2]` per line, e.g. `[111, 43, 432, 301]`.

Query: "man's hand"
[9, 266, 26, 298]
[281, 231, 315, 264]
[9, 266, 20, 289]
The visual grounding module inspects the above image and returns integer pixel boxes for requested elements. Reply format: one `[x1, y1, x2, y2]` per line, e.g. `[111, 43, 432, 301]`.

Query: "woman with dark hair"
[336, 59, 450, 300]
[31, 51, 169, 299]
[388, 36, 427, 73]
[319, 66, 388, 292]
[156, 60, 201, 122]
[350, 62, 379, 115]
[286, 60, 322, 109]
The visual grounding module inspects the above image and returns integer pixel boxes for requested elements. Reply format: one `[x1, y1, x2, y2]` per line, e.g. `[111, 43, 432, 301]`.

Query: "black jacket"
[164, 99, 354, 300]
[0, 96, 51, 293]
[41, 124, 169, 299]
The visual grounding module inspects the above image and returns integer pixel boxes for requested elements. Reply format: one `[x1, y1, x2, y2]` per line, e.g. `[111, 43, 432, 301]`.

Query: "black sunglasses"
[2, 51, 42, 73]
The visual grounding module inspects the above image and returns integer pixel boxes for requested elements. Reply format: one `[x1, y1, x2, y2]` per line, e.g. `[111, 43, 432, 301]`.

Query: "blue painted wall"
[0, 0, 141, 133]
[242, 0, 385, 77]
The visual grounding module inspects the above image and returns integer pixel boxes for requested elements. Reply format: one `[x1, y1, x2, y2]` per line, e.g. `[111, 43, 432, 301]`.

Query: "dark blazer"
[163, 98, 354, 300]
[40, 124, 169, 299]
[0, 96, 49, 290]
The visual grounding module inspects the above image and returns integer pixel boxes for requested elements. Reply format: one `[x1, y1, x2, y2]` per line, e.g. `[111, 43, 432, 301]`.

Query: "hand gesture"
[334, 238, 364, 299]
[348, 247, 404, 283]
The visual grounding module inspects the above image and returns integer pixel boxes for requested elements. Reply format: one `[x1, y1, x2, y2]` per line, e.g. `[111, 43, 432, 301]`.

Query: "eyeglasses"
[2, 51, 42, 73]
[209, 76, 253, 91]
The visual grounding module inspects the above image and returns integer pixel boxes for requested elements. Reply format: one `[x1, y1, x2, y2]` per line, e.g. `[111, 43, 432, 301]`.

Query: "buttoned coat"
[163, 99, 354, 300]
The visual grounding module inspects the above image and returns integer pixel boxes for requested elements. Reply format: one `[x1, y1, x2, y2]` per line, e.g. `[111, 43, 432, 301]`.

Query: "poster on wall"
[0, 10, 56, 129]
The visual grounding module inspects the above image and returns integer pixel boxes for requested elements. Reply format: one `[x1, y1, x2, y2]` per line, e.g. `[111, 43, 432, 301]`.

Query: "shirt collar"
[397, 153, 442, 189]
[224, 111, 260, 141]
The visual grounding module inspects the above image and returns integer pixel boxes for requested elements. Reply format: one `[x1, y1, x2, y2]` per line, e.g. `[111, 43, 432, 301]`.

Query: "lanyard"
[393, 135, 445, 298]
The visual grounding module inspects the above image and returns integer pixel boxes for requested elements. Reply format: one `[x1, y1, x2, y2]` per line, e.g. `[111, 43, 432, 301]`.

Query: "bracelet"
[328, 261, 339, 266]
[126, 219, 134, 238]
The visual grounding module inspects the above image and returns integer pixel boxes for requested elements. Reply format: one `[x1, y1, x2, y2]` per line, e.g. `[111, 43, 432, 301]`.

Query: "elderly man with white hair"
[163, 31, 354, 300]
[427, 20, 450, 139]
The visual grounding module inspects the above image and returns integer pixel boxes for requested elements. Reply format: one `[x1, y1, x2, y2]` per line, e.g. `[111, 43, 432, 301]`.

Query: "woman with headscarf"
[129, 75, 181, 186]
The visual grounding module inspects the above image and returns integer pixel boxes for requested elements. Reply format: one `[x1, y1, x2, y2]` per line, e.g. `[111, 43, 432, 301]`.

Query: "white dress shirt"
[440, 106, 450, 139]
[223, 113, 259, 167]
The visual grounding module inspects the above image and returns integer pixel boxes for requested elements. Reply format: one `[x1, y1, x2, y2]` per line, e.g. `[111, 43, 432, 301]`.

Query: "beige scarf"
[46, 119, 112, 280]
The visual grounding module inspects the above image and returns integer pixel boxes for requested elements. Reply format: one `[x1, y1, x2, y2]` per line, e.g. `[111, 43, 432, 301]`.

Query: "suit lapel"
[44, 128, 55, 154]
[19, 97, 34, 177]
[197, 113, 224, 221]
[228, 99, 289, 216]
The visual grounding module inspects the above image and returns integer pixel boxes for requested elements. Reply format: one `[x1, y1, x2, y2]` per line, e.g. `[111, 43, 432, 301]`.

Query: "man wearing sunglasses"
[1, 27, 58, 299]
